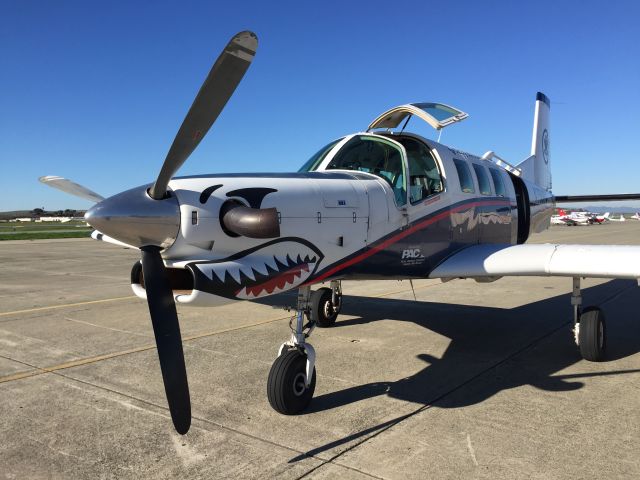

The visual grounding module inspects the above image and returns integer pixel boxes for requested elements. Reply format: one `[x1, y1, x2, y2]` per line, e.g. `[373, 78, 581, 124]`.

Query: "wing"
[429, 244, 640, 280]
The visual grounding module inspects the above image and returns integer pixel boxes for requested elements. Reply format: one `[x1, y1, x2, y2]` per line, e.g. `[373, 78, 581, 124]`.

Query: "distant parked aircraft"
[592, 212, 610, 224]
[552, 209, 611, 226]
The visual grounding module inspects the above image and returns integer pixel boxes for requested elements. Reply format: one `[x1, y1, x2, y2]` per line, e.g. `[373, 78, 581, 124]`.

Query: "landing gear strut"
[572, 277, 606, 361]
[267, 286, 317, 414]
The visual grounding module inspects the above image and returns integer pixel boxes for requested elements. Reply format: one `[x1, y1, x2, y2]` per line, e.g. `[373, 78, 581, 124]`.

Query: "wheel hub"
[598, 321, 604, 349]
[292, 372, 306, 396]
[323, 301, 333, 318]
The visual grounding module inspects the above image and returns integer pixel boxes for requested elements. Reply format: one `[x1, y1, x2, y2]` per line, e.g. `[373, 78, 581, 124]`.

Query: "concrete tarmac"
[1, 224, 639, 479]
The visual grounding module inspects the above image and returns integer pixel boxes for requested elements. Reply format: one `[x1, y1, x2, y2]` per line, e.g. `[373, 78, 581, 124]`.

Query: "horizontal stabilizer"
[430, 243, 640, 280]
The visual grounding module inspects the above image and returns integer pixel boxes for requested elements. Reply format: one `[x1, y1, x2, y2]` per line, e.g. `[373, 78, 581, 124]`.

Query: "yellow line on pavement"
[0, 280, 443, 384]
[0, 345, 157, 383]
[0, 296, 137, 317]
[0, 312, 293, 384]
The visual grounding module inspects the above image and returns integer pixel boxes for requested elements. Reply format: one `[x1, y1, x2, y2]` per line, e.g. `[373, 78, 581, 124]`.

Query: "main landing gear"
[571, 277, 606, 361]
[267, 281, 342, 414]
[309, 280, 342, 328]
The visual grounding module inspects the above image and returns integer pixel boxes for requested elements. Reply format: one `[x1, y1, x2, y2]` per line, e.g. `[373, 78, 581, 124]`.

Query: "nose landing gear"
[267, 286, 317, 414]
[267, 348, 316, 414]
[267, 281, 343, 414]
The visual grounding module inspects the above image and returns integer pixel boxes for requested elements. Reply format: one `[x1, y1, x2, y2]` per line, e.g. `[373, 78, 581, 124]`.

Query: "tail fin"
[604, 212, 610, 218]
[517, 92, 551, 190]
[558, 208, 566, 216]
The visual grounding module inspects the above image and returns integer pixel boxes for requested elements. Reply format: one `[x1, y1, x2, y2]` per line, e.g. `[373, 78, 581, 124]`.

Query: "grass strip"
[0, 231, 92, 241]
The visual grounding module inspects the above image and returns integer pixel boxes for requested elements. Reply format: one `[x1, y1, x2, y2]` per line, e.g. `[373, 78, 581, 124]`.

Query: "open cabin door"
[367, 103, 468, 132]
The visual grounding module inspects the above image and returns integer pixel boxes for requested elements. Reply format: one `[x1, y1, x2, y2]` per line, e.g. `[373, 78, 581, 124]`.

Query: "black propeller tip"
[173, 415, 191, 435]
[140, 246, 192, 435]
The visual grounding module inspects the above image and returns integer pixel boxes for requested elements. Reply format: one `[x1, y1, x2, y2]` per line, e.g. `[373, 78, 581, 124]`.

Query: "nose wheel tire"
[310, 287, 341, 328]
[578, 306, 606, 362]
[267, 349, 316, 414]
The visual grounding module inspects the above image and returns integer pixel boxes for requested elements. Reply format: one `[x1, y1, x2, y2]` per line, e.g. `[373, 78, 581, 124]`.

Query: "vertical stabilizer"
[517, 92, 551, 190]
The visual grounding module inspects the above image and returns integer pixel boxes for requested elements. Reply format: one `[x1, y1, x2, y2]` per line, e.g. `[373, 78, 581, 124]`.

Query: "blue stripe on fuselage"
[307, 197, 512, 282]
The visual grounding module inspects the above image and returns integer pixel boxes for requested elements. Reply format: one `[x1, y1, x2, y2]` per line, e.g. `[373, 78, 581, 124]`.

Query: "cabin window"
[453, 159, 475, 194]
[489, 168, 506, 196]
[298, 138, 343, 172]
[472, 164, 492, 195]
[327, 135, 407, 206]
[397, 138, 443, 204]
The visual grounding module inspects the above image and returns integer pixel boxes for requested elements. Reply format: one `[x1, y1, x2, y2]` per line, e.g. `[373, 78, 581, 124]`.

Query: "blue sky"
[2, 0, 639, 211]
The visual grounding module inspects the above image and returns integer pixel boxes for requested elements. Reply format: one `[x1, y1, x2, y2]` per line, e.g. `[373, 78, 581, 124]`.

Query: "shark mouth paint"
[188, 238, 324, 300]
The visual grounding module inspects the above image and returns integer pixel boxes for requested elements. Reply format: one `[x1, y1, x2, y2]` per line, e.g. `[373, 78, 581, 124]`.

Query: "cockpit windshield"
[298, 139, 342, 172]
[325, 135, 407, 206]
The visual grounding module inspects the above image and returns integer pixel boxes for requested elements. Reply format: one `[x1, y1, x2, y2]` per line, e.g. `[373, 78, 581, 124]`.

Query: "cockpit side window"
[398, 138, 444, 204]
[298, 139, 342, 172]
[327, 135, 407, 206]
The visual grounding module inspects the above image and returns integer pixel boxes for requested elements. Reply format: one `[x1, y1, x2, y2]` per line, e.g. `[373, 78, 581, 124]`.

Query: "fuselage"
[127, 132, 554, 306]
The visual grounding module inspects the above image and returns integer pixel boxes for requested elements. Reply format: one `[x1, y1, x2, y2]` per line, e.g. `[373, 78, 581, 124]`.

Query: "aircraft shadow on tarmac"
[261, 280, 640, 462]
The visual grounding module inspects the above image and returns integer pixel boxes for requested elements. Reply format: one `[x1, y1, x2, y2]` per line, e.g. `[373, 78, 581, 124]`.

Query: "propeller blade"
[39, 176, 105, 203]
[149, 31, 258, 199]
[140, 246, 191, 434]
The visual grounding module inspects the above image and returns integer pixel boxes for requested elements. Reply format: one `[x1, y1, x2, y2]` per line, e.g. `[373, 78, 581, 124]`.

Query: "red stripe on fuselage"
[307, 199, 511, 284]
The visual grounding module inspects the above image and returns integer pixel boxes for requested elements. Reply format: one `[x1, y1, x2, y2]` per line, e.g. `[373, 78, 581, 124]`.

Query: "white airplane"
[40, 31, 640, 434]
[608, 214, 626, 222]
[632, 212, 640, 221]
[551, 209, 585, 226]
[567, 210, 598, 225]
[551, 209, 609, 226]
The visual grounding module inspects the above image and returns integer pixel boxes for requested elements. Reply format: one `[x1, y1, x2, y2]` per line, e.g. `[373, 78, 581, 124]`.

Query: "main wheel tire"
[267, 349, 316, 414]
[310, 287, 340, 328]
[578, 306, 606, 361]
